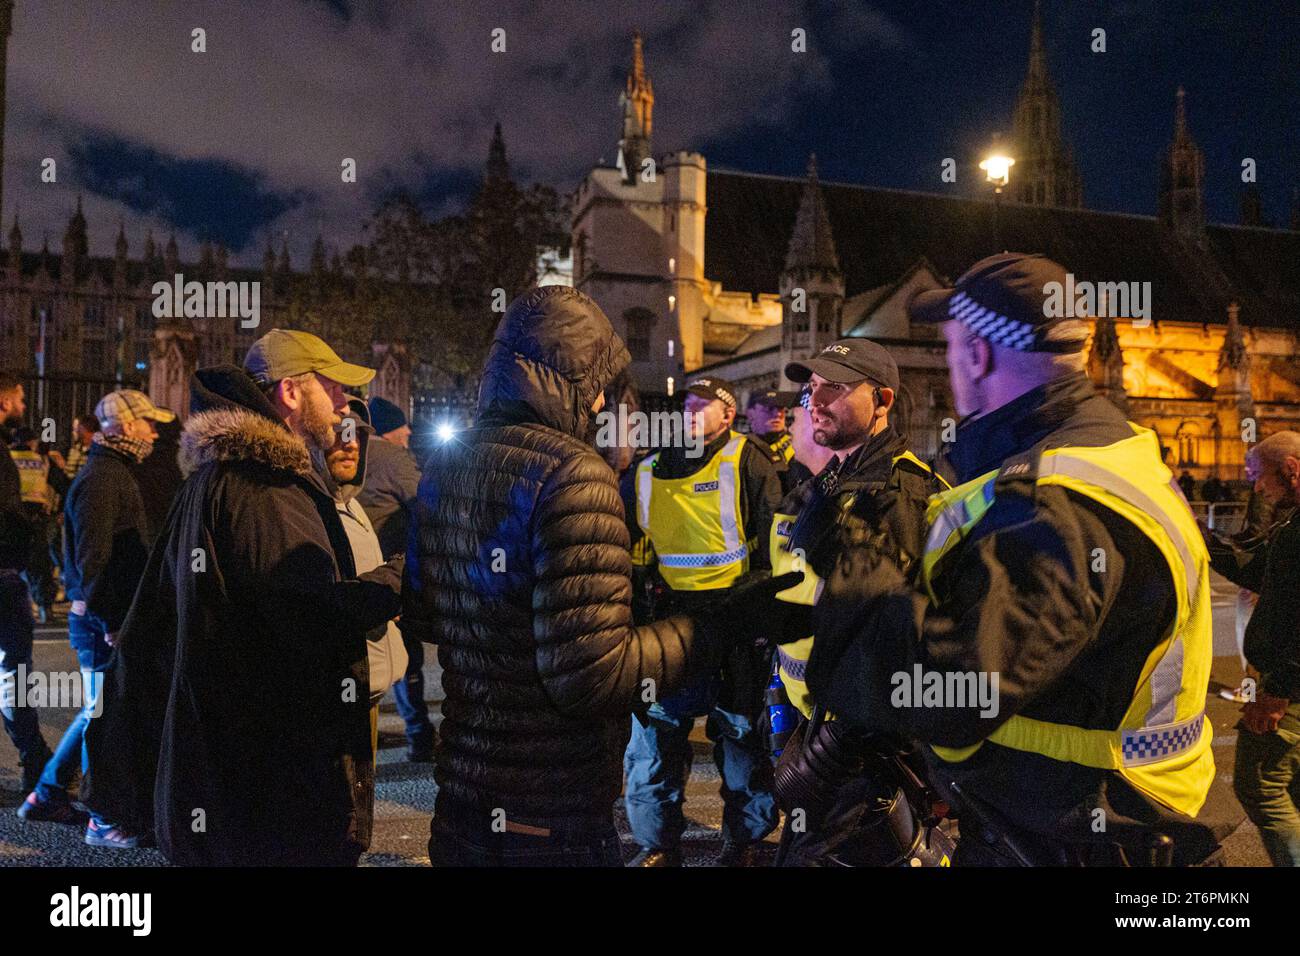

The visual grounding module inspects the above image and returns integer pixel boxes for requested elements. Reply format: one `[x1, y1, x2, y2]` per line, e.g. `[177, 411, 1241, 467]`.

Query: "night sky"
[7, 0, 1297, 268]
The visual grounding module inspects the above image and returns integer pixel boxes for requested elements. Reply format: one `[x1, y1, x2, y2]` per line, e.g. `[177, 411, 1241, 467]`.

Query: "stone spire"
[485, 122, 510, 184]
[114, 220, 128, 286]
[276, 237, 291, 277]
[1086, 313, 1127, 415]
[143, 229, 157, 272]
[779, 154, 845, 384]
[618, 30, 654, 183]
[164, 232, 180, 276]
[61, 194, 89, 284]
[1214, 302, 1254, 477]
[310, 233, 327, 294]
[784, 155, 840, 273]
[1009, 0, 1083, 208]
[7, 214, 20, 275]
[1159, 87, 1205, 236]
[1217, 301, 1249, 382]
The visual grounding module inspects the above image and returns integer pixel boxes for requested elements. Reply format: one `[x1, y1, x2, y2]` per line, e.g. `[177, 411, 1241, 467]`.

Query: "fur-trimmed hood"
[180, 406, 312, 477]
[178, 365, 312, 478]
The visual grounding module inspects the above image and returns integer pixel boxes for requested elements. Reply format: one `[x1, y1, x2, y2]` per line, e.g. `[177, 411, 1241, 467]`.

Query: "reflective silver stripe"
[1121, 711, 1205, 767]
[925, 500, 969, 558]
[1038, 452, 1200, 728]
[717, 436, 744, 552]
[924, 480, 994, 562]
[657, 544, 750, 568]
[778, 646, 807, 682]
[636, 455, 656, 532]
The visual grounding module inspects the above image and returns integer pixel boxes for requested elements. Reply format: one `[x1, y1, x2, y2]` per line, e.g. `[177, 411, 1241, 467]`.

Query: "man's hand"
[691, 571, 805, 667]
[1241, 692, 1289, 734]
[48, 450, 66, 470]
[104, 631, 119, 648]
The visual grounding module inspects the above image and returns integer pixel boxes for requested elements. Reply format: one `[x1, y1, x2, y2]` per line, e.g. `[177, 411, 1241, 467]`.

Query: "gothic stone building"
[573, 19, 1300, 476]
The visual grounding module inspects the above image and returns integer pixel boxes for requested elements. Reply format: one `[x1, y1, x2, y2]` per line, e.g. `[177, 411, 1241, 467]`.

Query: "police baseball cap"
[907, 252, 1090, 353]
[784, 338, 900, 392]
[244, 329, 375, 388]
[685, 377, 737, 409]
[746, 389, 800, 409]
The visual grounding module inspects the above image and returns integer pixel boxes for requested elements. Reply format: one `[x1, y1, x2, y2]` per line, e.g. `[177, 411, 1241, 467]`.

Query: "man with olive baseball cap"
[84, 328, 401, 865]
[244, 328, 376, 389]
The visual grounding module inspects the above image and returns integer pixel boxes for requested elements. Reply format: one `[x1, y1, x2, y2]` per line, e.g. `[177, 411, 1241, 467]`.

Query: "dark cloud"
[67, 130, 307, 251]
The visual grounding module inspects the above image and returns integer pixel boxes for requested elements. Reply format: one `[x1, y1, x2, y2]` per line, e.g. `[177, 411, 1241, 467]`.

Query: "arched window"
[623, 307, 655, 362]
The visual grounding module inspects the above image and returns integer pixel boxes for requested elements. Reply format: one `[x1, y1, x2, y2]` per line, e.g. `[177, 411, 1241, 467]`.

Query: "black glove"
[689, 571, 805, 673]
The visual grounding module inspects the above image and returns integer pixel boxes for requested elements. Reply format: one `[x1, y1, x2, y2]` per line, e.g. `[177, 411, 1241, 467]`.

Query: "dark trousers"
[390, 631, 434, 747]
[428, 796, 624, 867]
[0, 570, 47, 771]
[1234, 702, 1300, 867]
[20, 504, 56, 608]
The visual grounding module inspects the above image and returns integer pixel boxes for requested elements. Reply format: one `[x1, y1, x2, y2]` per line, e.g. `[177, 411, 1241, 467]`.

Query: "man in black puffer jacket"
[405, 286, 794, 866]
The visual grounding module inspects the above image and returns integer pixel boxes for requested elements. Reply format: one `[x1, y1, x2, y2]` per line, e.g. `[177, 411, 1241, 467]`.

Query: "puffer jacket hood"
[179, 365, 312, 478]
[476, 286, 630, 439]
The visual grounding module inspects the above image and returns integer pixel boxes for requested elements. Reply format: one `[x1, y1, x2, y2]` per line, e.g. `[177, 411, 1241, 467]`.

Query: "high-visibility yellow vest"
[10, 449, 49, 505]
[772, 450, 941, 718]
[769, 433, 795, 465]
[922, 425, 1215, 818]
[635, 433, 752, 591]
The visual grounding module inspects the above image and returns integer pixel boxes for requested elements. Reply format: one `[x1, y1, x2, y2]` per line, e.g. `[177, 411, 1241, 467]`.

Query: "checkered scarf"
[92, 430, 153, 463]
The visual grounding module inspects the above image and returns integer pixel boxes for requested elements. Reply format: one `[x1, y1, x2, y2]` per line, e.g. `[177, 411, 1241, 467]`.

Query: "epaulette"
[994, 448, 1042, 497]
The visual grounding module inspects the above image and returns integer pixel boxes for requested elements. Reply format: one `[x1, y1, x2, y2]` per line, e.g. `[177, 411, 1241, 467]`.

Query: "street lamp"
[979, 153, 1015, 194]
[980, 150, 1015, 251]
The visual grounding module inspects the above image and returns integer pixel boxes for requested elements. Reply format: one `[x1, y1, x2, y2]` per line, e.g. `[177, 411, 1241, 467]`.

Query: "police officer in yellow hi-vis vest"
[767, 338, 949, 866]
[745, 389, 802, 494]
[802, 253, 1222, 865]
[622, 376, 783, 867]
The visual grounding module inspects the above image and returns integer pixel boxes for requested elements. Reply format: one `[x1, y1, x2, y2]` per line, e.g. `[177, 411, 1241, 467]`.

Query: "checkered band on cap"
[948, 291, 1039, 351]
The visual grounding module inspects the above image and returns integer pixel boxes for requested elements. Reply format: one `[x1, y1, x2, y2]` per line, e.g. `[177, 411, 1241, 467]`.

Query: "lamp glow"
[980, 154, 1015, 188]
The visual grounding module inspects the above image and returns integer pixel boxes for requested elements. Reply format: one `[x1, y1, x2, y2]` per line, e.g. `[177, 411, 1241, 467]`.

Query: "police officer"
[767, 339, 948, 866]
[746, 389, 801, 493]
[9, 426, 64, 623]
[622, 376, 783, 866]
[805, 253, 1220, 865]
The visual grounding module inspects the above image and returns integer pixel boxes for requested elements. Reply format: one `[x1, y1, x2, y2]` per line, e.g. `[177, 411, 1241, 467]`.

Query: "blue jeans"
[36, 612, 111, 820]
[623, 671, 778, 851]
[391, 631, 434, 746]
[1234, 701, 1300, 867]
[0, 570, 47, 769]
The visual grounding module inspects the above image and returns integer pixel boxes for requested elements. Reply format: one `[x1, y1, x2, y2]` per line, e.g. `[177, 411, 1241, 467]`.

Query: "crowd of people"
[1, 250, 1298, 868]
